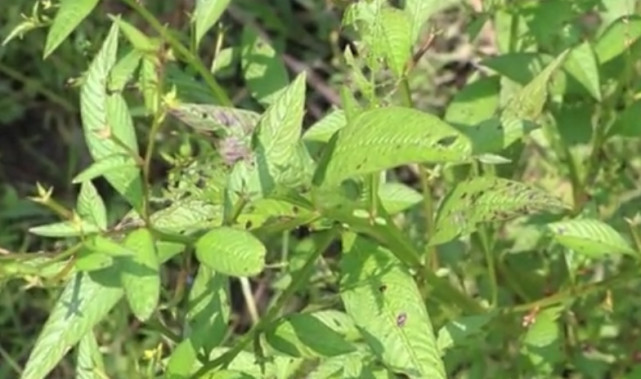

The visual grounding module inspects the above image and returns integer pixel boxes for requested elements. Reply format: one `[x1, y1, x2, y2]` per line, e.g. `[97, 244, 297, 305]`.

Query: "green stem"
[504, 267, 640, 313]
[477, 226, 498, 307]
[120, 0, 232, 106]
[191, 228, 339, 377]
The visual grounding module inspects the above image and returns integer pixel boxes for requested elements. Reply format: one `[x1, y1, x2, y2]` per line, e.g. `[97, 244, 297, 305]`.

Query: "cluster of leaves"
[3, 0, 641, 378]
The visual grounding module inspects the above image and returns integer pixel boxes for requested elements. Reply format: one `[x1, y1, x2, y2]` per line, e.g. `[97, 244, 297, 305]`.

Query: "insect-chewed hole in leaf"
[436, 136, 458, 148]
[379, 284, 387, 292]
[292, 206, 299, 214]
[396, 312, 407, 327]
[245, 220, 253, 229]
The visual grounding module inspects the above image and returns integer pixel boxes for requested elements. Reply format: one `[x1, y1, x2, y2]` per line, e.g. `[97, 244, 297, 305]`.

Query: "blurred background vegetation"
[3, 0, 641, 377]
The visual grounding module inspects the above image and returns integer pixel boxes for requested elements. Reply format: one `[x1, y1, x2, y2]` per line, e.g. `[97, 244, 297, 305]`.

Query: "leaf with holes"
[314, 106, 471, 187]
[120, 228, 160, 321]
[498, 49, 569, 149]
[21, 270, 124, 379]
[168, 103, 260, 136]
[340, 233, 445, 378]
[44, 0, 99, 58]
[431, 176, 567, 246]
[241, 26, 289, 106]
[547, 218, 636, 258]
[80, 21, 143, 211]
[196, 227, 266, 277]
[76, 331, 106, 379]
[265, 312, 356, 358]
[193, 0, 231, 46]
[166, 264, 229, 377]
[76, 181, 107, 230]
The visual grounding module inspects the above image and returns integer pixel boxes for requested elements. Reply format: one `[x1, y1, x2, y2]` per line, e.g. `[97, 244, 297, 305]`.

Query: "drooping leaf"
[265, 312, 356, 358]
[196, 227, 266, 277]
[314, 106, 472, 187]
[76, 181, 107, 230]
[120, 228, 160, 321]
[21, 270, 124, 379]
[75, 331, 106, 379]
[44, 0, 100, 58]
[431, 176, 567, 246]
[379, 7, 412, 77]
[166, 265, 229, 377]
[29, 219, 101, 238]
[564, 41, 601, 101]
[340, 233, 446, 378]
[241, 26, 289, 106]
[547, 218, 636, 258]
[193, 0, 231, 46]
[79, 21, 144, 211]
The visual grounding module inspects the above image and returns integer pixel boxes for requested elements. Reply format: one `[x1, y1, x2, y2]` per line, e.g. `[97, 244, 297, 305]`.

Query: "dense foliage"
[1, 0, 641, 378]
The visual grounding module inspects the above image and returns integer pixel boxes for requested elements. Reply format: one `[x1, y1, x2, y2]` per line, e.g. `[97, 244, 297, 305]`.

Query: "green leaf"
[445, 76, 500, 128]
[21, 270, 124, 379]
[75, 331, 106, 379]
[151, 200, 222, 235]
[431, 176, 567, 246]
[595, 15, 641, 65]
[379, 7, 412, 77]
[498, 49, 569, 149]
[44, 0, 99, 58]
[547, 218, 636, 258]
[436, 314, 494, 355]
[564, 41, 601, 101]
[314, 106, 472, 187]
[378, 182, 423, 215]
[302, 109, 347, 143]
[29, 220, 101, 238]
[340, 233, 445, 378]
[193, 0, 231, 46]
[80, 21, 144, 211]
[76, 181, 107, 230]
[108, 49, 143, 92]
[166, 265, 229, 377]
[196, 227, 266, 276]
[241, 26, 289, 106]
[72, 154, 135, 184]
[110, 16, 161, 53]
[75, 248, 114, 272]
[522, 306, 564, 371]
[199, 348, 302, 378]
[609, 100, 641, 137]
[265, 312, 356, 358]
[168, 103, 260, 135]
[139, 56, 160, 114]
[403, 0, 461, 43]
[120, 228, 160, 321]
